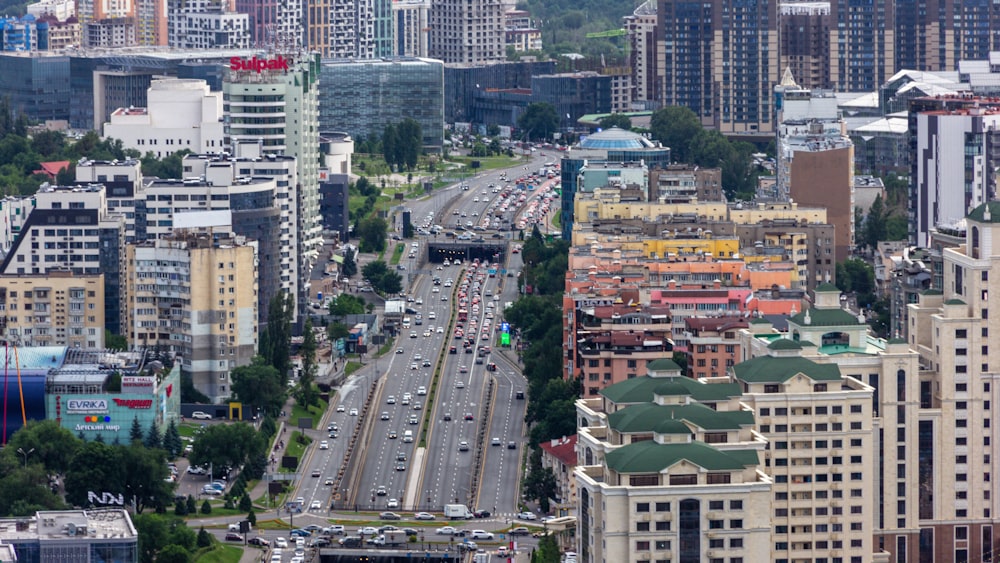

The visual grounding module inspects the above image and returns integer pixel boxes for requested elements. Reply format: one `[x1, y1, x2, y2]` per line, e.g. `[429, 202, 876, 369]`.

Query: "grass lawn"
[194, 544, 242, 563]
[344, 361, 362, 376]
[447, 154, 522, 171]
[288, 399, 328, 429]
[178, 422, 205, 438]
[552, 209, 561, 229]
[390, 243, 404, 265]
[277, 431, 312, 473]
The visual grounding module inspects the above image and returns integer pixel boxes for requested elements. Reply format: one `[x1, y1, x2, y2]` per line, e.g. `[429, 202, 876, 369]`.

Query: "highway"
[283, 154, 552, 530]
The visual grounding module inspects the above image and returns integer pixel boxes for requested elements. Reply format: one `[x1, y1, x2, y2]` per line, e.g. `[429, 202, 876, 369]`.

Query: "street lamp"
[16, 447, 34, 469]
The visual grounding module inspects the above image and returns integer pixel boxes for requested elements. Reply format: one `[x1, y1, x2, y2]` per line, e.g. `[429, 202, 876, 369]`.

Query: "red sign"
[230, 56, 290, 73]
[113, 398, 153, 409]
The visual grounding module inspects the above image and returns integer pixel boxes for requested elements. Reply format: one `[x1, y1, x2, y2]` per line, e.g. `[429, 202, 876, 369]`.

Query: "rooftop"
[732, 355, 842, 384]
[578, 127, 657, 150]
[608, 402, 754, 433]
[605, 440, 758, 474]
[600, 373, 741, 404]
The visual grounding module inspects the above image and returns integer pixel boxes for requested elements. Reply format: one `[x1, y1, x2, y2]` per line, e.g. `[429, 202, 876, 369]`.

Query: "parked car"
[191, 411, 212, 420]
[224, 533, 243, 542]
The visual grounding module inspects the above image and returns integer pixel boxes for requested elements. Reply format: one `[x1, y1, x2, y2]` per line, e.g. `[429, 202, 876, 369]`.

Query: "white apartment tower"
[166, 0, 249, 49]
[392, 0, 430, 57]
[223, 53, 322, 322]
[428, 0, 504, 63]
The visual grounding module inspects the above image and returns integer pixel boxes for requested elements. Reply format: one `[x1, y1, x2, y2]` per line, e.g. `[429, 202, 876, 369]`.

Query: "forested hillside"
[518, 0, 639, 62]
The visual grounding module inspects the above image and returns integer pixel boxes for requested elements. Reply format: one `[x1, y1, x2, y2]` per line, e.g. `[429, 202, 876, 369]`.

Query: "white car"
[319, 440, 329, 450]
[470, 530, 494, 540]
[414, 512, 436, 521]
[417, 386, 427, 395]
[337, 404, 345, 412]
[456, 380, 465, 389]
[437, 327, 444, 333]
[349, 408, 359, 416]
[423, 331, 431, 337]
[191, 411, 212, 420]
[436, 526, 458, 535]
[310, 500, 322, 510]
[516, 511, 537, 521]
[275, 537, 288, 548]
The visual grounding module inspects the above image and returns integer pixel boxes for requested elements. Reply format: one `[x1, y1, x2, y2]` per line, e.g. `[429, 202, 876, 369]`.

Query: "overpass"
[428, 240, 508, 264]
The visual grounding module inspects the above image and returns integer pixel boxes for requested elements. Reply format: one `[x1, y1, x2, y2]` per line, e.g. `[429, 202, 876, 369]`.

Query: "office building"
[319, 58, 444, 151]
[0, 184, 126, 335]
[319, 132, 354, 241]
[103, 78, 225, 157]
[574, 358, 772, 563]
[428, 0, 503, 64]
[392, 0, 430, 57]
[125, 233, 257, 402]
[0, 53, 71, 123]
[0, 271, 105, 349]
[779, 1, 831, 90]
[443, 60, 554, 125]
[224, 52, 322, 323]
[0, 509, 138, 561]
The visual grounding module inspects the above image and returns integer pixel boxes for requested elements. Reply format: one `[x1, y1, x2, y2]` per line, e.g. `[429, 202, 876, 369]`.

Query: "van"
[402, 317, 411, 329]
[403, 430, 414, 443]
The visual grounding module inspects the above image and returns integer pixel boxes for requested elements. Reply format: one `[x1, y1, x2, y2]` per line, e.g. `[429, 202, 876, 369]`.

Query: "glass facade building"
[0, 53, 71, 124]
[319, 57, 444, 151]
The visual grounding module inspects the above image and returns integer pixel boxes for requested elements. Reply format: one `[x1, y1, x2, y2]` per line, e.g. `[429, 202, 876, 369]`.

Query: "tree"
[361, 260, 403, 294]
[340, 251, 357, 278]
[196, 527, 213, 547]
[328, 293, 366, 318]
[3, 419, 81, 474]
[231, 357, 286, 416]
[599, 113, 632, 130]
[259, 293, 294, 379]
[522, 449, 559, 512]
[200, 500, 212, 515]
[357, 215, 388, 253]
[239, 494, 252, 512]
[130, 417, 144, 442]
[328, 322, 350, 340]
[188, 423, 267, 484]
[295, 318, 320, 408]
[155, 545, 192, 563]
[518, 103, 560, 141]
[396, 118, 422, 170]
[162, 421, 183, 458]
[174, 498, 188, 516]
[649, 106, 702, 163]
[532, 534, 561, 563]
[186, 495, 197, 515]
[144, 420, 162, 450]
[382, 124, 399, 170]
[64, 441, 173, 513]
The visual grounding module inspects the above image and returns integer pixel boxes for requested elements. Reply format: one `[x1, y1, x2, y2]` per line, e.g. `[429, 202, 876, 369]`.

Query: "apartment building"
[428, 0, 504, 63]
[124, 233, 257, 402]
[733, 339, 877, 563]
[392, 0, 429, 57]
[684, 317, 747, 379]
[166, 0, 248, 49]
[574, 358, 772, 563]
[0, 271, 105, 349]
[0, 183, 126, 335]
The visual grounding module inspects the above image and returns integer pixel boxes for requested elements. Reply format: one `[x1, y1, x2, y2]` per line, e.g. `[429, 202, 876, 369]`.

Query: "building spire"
[780, 66, 798, 88]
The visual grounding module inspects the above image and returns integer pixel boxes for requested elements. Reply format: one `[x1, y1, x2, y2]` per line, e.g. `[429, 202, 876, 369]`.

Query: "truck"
[382, 530, 409, 546]
[444, 504, 474, 519]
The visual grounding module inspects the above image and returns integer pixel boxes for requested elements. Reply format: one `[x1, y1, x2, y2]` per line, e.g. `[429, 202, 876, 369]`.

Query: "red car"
[464, 413, 474, 421]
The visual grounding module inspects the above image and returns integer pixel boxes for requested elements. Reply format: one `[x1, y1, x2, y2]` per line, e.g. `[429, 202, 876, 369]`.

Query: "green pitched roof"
[749, 318, 771, 324]
[967, 201, 1000, 223]
[605, 440, 757, 473]
[944, 299, 966, 305]
[647, 358, 682, 372]
[815, 282, 840, 292]
[600, 375, 742, 404]
[767, 338, 802, 350]
[921, 289, 942, 296]
[788, 307, 862, 327]
[654, 419, 695, 435]
[732, 355, 841, 384]
[608, 402, 755, 433]
[887, 337, 907, 344]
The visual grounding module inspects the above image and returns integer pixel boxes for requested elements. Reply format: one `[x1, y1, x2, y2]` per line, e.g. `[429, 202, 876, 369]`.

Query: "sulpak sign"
[230, 56, 290, 73]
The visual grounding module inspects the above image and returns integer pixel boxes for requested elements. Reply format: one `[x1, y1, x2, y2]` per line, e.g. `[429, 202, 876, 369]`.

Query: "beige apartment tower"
[0, 271, 105, 349]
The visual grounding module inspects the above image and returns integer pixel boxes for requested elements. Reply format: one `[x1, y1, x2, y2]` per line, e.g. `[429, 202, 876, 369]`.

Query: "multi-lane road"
[285, 155, 553, 523]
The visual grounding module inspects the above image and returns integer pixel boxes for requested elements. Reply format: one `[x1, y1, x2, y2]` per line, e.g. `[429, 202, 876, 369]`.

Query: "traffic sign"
[501, 322, 510, 332]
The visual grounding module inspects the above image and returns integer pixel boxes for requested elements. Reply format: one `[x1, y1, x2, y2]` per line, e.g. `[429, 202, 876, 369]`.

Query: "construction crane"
[585, 28, 626, 39]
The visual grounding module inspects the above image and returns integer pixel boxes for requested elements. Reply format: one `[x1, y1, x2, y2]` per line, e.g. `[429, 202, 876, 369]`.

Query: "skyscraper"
[428, 0, 504, 63]
[313, 0, 393, 58]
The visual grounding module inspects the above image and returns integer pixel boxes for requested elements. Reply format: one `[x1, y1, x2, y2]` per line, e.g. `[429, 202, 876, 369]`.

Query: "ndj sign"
[230, 56, 290, 73]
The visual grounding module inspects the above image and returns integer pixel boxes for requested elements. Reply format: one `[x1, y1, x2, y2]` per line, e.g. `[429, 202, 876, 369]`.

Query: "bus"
[458, 308, 468, 323]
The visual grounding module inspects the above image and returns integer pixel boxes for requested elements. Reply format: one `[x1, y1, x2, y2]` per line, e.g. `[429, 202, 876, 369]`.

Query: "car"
[456, 380, 465, 389]
[474, 510, 492, 518]
[508, 527, 530, 536]
[324, 478, 334, 486]
[378, 524, 399, 534]
[457, 541, 479, 551]
[349, 408, 359, 416]
[396, 348, 404, 354]
[191, 411, 212, 420]
[459, 365, 468, 373]
[387, 430, 398, 439]
[387, 498, 400, 509]
[274, 537, 289, 548]
[187, 465, 207, 475]
[443, 413, 452, 421]
[458, 441, 470, 452]
[414, 512, 436, 520]
[449, 346, 457, 354]
[464, 413, 474, 421]
[310, 500, 322, 510]
[436, 526, 458, 535]
[319, 440, 329, 450]
[423, 358, 433, 365]
[395, 461, 406, 471]
[442, 295, 448, 301]
[323, 525, 346, 535]
[337, 404, 345, 412]
[380, 511, 401, 520]
[436, 327, 444, 334]
[540, 515, 557, 523]
[413, 403, 422, 410]
[470, 530, 495, 540]
[508, 441, 517, 449]
[359, 526, 379, 536]
[381, 411, 390, 420]
[516, 512, 537, 521]
[327, 422, 338, 431]
[224, 533, 243, 542]
[410, 363, 418, 370]
[491, 437, 501, 446]
[201, 487, 223, 496]
[311, 469, 321, 477]
[417, 386, 427, 395]
[376, 486, 387, 496]
[387, 395, 396, 404]
[423, 330, 431, 337]
[416, 298, 423, 304]
[308, 537, 330, 547]
[409, 415, 419, 425]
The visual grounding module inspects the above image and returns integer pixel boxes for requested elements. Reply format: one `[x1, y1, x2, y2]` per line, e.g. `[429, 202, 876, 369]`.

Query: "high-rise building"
[224, 52, 322, 323]
[392, 0, 430, 57]
[125, 233, 257, 402]
[894, 0, 1000, 74]
[316, 0, 392, 58]
[624, 0, 656, 109]
[234, 0, 301, 49]
[778, 1, 831, 90]
[828, 0, 894, 92]
[428, 0, 504, 64]
[166, 0, 249, 49]
[909, 95, 1000, 247]
[0, 271, 106, 349]
[574, 358, 772, 563]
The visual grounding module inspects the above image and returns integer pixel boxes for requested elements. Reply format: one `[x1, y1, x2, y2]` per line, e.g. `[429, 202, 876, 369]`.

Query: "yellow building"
[0, 271, 105, 348]
[124, 233, 258, 402]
